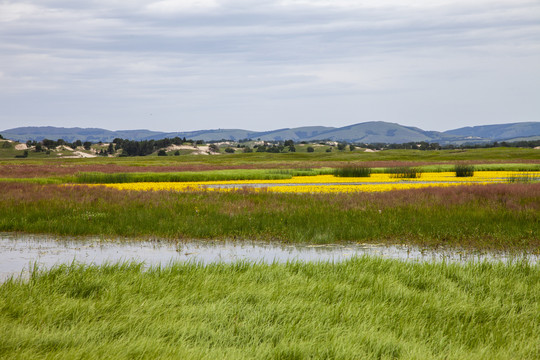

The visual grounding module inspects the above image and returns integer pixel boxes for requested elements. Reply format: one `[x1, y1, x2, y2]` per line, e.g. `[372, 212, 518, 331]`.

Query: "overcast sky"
[1, 0, 539, 132]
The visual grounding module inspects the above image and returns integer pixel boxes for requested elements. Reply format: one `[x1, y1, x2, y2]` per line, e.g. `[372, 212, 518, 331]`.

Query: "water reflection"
[1, 233, 538, 281]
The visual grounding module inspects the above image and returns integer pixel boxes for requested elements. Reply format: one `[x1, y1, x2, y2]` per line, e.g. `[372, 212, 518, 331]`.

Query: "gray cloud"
[1, 0, 539, 132]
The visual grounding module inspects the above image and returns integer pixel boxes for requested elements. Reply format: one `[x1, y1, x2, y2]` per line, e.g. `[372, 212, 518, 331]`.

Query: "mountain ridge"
[2, 121, 539, 144]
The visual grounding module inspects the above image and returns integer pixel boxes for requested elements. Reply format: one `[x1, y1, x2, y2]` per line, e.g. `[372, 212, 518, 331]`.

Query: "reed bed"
[386, 166, 422, 179]
[1, 259, 538, 359]
[74, 170, 293, 183]
[1, 182, 538, 250]
[334, 166, 372, 177]
[454, 164, 475, 177]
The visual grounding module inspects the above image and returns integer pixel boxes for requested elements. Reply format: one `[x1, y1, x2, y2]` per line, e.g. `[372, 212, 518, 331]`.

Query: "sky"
[1, 0, 539, 132]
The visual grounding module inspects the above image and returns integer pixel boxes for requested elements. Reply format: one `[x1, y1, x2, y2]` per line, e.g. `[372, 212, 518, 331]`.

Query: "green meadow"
[0, 147, 539, 359]
[1, 259, 539, 360]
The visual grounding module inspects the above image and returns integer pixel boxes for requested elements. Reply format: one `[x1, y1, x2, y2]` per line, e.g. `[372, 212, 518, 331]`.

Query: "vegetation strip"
[1, 259, 538, 359]
[1, 182, 538, 250]
[93, 172, 540, 193]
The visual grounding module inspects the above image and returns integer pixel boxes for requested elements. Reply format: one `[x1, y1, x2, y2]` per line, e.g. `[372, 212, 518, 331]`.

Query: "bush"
[455, 164, 474, 177]
[386, 167, 422, 179]
[174, 150, 180, 156]
[157, 149, 167, 156]
[224, 147, 235, 153]
[307, 147, 314, 153]
[334, 166, 371, 177]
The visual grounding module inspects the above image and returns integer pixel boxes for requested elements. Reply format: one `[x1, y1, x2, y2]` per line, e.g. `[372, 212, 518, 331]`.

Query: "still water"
[1, 233, 538, 281]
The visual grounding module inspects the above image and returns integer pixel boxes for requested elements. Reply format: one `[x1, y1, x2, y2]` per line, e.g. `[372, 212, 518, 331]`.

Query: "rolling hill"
[2, 122, 539, 144]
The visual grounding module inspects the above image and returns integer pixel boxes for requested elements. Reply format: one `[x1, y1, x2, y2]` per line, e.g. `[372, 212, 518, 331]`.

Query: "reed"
[454, 164, 475, 177]
[333, 166, 372, 177]
[74, 170, 292, 183]
[385, 166, 422, 179]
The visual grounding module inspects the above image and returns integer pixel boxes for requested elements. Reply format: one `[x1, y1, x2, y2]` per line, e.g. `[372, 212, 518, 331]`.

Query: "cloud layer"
[1, 0, 539, 131]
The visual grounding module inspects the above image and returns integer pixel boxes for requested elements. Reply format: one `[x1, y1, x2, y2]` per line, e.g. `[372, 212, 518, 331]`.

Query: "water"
[1, 233, 537, 281]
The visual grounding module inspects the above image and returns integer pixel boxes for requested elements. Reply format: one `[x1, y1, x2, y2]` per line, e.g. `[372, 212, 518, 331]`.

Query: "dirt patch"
[14, 144, 28, 150]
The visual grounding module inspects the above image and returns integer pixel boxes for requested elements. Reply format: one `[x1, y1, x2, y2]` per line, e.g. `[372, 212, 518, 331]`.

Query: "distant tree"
[42, 139, 56, 149]
[208, 144, 220, 153]
[107, 143, 115, 154]
[326, 148, 332, 152]
[349, 144, 356, 151]
[35, 143, 43, 152]
[288, 145, 296, 152]
[157, 149, 167, 156]
[83, 141, 92, 151]
[0, 134, 3, 139]
[224, 147, 235, 153]
[74, 140, 82, 148]
[284, 140, 294, 147]
[337, 143, 347, 151]
[174, 150, 180, 156]
[307, 146, 314, 153]
[243, 146, 253, 153]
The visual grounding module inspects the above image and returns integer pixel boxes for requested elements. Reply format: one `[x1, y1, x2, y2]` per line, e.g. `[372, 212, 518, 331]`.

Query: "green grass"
[455, 164, 475, 177]
[1, 183, 538, 250]
[2, 147, 539, 165]
[73, 170, 295, 183]
[386, 167, 422, 179]
[333, 166, 372, 177]
[1, 259, 538, 359]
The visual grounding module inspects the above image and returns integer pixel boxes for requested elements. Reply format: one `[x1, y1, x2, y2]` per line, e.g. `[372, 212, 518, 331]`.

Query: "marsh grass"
[1, 259, 538, 359]
[333, 166, 372, 177]
[74, 170, 293, 183]
[386, 166, 422, 179]
[454, 164, 475, 177]
[0, 182, 538, 250]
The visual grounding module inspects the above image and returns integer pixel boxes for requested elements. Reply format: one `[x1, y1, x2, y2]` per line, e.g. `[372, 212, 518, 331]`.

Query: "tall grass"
[74, 170, 293, 183]
[454, 164, 475, 177]
[333, 166, 372, 177]
[385, 166, 422, 179]
[0, 182, 538, 250]
[1, 259, 538, 359]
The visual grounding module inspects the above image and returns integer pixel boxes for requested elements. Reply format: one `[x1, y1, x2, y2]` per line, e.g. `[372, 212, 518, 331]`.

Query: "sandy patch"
[62, 151, 97, 158]
[56, 145, 74, 151]
[166, 144, 217, 155]
[364, 149, 379, 152]
[15, 144, 28, 150]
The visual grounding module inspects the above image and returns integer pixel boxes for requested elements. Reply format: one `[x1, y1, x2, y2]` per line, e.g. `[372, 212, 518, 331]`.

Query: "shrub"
[455, 164, 474, 177]
[334, 166, 371, 177]
[157, 149, 167, 156]
[386, 167, 422, 179]
[307, 147, 314, 153]
[224, 147, 235, 153]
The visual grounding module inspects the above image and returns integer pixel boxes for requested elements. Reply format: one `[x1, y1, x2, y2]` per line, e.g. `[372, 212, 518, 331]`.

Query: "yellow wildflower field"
[96, 171, 540, 194]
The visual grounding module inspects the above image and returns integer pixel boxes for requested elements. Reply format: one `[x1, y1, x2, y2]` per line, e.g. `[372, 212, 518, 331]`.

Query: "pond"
[1, 233, 538, 281]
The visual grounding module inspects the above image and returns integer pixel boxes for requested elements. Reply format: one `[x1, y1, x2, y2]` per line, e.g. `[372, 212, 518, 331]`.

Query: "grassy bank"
[1, 259, 539, 359]
[0, 183, 538, 250]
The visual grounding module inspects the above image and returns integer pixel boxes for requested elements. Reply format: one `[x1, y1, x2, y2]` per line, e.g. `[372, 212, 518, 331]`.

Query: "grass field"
[1, 259, 538, 359]
[1, 182, 538, 250]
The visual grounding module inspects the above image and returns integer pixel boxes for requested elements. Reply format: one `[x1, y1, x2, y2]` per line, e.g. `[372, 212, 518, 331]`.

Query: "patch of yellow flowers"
[95, 171, 539, 194]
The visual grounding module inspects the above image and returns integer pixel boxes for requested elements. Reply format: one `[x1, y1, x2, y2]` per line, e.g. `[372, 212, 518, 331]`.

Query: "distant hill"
[443, 122, 540, 141]
[2, 122, 539, 144]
